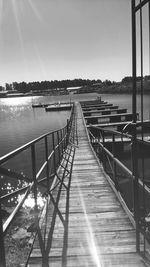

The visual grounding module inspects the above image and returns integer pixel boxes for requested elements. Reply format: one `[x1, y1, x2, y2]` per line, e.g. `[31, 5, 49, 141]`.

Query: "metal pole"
[0, 201, 6, 267]
[31, 144, 37, 209]
[149, 1, 150, 74]
[45, 136, 50, 191]
[102, 131, 106, 170]
[132, 0, 137, 122]
[64, 126, 67, 149]
[112, 134, 118, 190]
[52, 132, 56, 172]
[67, 119, 69, 146]
[131, 0, 140, 252]
[60, 129, 63, 158]
[57, 131, 60, 164]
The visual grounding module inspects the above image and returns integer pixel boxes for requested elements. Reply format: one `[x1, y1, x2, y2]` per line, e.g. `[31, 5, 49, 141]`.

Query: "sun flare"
[27, 0, 44, 24]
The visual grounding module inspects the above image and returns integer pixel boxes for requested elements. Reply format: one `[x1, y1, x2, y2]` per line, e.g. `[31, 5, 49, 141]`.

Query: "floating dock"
[32, 102, 73, 109]
[45, 104, 72, 112]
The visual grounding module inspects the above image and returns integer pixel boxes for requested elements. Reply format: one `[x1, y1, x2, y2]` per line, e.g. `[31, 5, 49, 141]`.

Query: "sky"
[0, 0, 148, 86]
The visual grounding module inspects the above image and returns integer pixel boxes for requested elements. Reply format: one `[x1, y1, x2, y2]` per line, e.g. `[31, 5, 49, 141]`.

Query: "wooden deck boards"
[27, 103, 146, 267]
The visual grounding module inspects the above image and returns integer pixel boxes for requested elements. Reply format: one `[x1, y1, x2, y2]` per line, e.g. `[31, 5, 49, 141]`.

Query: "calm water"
[0, 97, 69, 157]
[101, 93, 150, 120]
[0, 93, 98, 157]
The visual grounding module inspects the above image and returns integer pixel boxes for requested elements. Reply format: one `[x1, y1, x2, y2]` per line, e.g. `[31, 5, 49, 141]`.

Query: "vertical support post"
[31, 144, 37, 210]
[67, 119, 69, 146]
[76, 117, 78, 146]
[98, 130, 101, 161]
[57, 131, 60, 164]
[0, 201, 6, 267]
[132, 0, 136, 123]
[102, 130, 106, 170]
[60, 129, 63, 157]
[149, 1, 150, 74]
[45, 136, 50, 191]
[52, 132, 56, 173]
[131, 0, 140, 252]
[62, 128, 65, 152]
[64, 126, 67, 149]
[112, 134, 118, 190]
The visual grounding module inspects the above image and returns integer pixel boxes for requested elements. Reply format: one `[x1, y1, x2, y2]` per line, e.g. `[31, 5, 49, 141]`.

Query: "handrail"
[90, 123, 150, 146]
[88, 130, 133, 178]
[89, 129, 150, 194]
[88, 123, 150, 257]
[0, 103, 76, 266]
[0, 126, 67, 165]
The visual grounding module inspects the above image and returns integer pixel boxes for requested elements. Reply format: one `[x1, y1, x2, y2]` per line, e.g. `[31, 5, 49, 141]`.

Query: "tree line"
[3, 75, 150, 94]
[4, 79, 103, 93]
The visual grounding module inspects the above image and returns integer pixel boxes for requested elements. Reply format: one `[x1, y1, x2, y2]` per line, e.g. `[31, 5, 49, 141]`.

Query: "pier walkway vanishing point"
[27, 102, 147, 267]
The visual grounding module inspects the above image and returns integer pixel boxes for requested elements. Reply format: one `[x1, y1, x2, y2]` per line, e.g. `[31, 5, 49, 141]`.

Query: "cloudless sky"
[0, 0, 148, 86]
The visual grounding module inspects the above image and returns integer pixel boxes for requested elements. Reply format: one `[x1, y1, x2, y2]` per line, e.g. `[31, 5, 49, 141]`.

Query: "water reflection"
[0, 96, 32, 106]
[18, 192, 45, 209]
[0, 96, 70, 156]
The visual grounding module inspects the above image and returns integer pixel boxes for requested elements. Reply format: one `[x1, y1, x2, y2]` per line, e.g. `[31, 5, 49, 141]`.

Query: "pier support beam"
[132, 0, 140, 253]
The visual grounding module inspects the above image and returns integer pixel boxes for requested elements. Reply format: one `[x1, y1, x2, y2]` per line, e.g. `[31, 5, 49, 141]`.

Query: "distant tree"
[103, 80, 112, 86]
[12, 82, 19, 91]
[144, 75, 150, 81]
[5, 83, 13, 91]
[121, 76, 132, 83]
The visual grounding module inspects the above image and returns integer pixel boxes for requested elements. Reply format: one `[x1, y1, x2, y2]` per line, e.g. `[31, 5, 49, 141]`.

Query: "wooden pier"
[27, 102, 146, 267]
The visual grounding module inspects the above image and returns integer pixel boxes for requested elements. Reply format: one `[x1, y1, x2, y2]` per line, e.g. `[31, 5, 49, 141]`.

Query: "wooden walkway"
[27, 103, 146, 267]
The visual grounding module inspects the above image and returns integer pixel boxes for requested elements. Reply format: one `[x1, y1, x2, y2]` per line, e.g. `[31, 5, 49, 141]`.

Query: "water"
[101, 93, 150, 120]
[0, 97, 68, 157]
[0, 93, 98, 157]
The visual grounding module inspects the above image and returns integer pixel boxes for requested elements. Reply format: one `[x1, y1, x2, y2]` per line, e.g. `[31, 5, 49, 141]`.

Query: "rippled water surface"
[0, 93, 99, 156]
[0, 96, 68, 157]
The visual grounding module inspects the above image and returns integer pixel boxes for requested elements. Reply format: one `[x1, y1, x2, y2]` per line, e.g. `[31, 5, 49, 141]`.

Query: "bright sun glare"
[78, 181, 103, 267]
[10, 0, 44, 69]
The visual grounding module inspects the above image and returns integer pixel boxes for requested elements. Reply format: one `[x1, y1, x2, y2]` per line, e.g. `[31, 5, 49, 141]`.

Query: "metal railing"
[0, 103, 76, 267]
[89, 124, 150, 258]
[131, 0, 150, 256]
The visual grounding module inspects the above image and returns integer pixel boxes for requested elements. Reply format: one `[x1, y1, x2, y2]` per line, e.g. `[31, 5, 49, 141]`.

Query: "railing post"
[67, 119, 69, 146]
[112, 134, 119, 190]
[45, 136, 50, 191]
[132, 0, 140, 252]
[64, 126, 67, 149]
[62, 128, 65, 152]
[57, 131, 61, 164]
[0, 201, 6, 267]
[60, 129, 63, 157]
[52, 132, 56, 172]
[76, 117, 78, 146]
[98, 130, 102, 162]
[102, 131, 106, 170]
[31, 144, 37, 209]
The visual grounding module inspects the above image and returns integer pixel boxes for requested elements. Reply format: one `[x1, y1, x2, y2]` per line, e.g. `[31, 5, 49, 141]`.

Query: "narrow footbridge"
[27, 103, 147, 266]
[0, 101, 150, 267]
